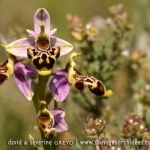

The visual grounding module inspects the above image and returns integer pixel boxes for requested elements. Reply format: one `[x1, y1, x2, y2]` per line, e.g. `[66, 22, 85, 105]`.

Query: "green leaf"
[86, 135, 97, 139]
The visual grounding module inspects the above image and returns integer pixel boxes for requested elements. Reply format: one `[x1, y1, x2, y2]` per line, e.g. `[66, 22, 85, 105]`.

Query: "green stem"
[46, 91, 53, 105]
[32, 83, 40, 114]
[40, 132, 52, 150]
[38, 74, 50, 102]
[33, 147, 38, 150]
[51, 134, 60, 150]
[52, 99, 60, 150]
[54, 100, 58, 108]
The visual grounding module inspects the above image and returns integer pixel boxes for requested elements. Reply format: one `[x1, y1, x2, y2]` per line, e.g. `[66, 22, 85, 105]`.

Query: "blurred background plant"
[66, 2, 133, 117]
[1, 0, 150, 150]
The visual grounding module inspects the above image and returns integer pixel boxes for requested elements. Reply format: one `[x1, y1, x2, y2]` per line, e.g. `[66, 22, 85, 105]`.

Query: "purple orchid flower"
[3, 8, 73, 76]
[51, 109, 68, 133]
[14, 62, 37, 101]
[50, 69, 70, 102]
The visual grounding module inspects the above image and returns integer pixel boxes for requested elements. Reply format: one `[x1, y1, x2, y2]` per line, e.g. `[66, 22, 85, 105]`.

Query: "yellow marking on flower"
[6, 55, 15, 76]
[39, 58, 44, 64]
[38, 70, 52, 76]
[40, 22, 45, 34]
[104, 90, 113, 97]
[6, 64, 14, 76]
[46, 57, 50, 64]
[69, 52, 82, 67]
[92, 82, 97, 88]
[68, 72, 76, 85]
[67, 52, 82, 84]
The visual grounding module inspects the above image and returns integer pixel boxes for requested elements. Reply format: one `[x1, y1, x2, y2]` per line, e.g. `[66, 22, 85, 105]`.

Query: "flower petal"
[51, 69, 68, 76]
[26, 29, 37, 38]
[24, 65, 37, 78]
[2, 37, 35, 58]
[48, 28, 57, 36]
[51, 109, 68, 133]
[50, 75, 70, 102]
[14, 61, 25, 68]
[51, 36, 73, 56]
[14, 62, 36, 100]
[34, 8, 50, 34]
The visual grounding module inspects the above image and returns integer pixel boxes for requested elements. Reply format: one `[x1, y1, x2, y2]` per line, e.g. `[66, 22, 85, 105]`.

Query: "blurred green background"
[0, 0, 150, 150]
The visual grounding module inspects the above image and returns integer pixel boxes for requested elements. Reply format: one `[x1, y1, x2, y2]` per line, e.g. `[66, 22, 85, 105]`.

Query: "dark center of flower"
[0, 74, 8, 85]
[40, 113, 49, 118]
[74, 81, 84, 92]
[36, 37, 50, 50]
[89, 83, 105, 96]
[0, 60, 8, 73]
[38, 113, 53, 126]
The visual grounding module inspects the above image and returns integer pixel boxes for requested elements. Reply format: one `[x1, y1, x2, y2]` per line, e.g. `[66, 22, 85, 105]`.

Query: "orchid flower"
[0, 55, 14, 84]
[14, 62, 37, 100]
[0, 55, 37, 100]
[50, 52, 113, 102]
[35, 101, 68, 138]
[3, 8, 73, 76]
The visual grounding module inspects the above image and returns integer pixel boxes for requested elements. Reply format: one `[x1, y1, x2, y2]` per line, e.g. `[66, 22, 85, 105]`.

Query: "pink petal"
[13, 62, 37, 100]
[34, 8, 50, 34]
[51, 109, 68, 133]
[51, 36, 73, 56]
[51, 109, 65, 118]
[2, 37, 35, 58]
[50, 75, 70, 102]
[26, 29, 37, 38]
[51, 69, 68, 76]
[14, 75, 34, 101]
[48, 28, 57, 36]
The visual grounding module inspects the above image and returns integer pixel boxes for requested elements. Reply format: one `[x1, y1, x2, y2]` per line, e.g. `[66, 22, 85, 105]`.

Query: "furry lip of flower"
[2, 8, 73, 75]
[50, 52, 113, 102]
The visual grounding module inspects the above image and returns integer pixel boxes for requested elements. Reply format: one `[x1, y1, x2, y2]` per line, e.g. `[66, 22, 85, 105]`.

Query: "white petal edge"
[51, 36, 73, 56]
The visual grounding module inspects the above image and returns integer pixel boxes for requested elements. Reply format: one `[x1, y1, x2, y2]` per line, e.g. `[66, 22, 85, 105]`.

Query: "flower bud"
[122, 115, 147, 139]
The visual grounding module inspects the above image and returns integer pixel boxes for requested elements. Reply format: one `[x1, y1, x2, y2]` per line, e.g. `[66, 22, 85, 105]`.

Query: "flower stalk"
[32, 75, 52, 150]
[38, 74, 50, 102]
